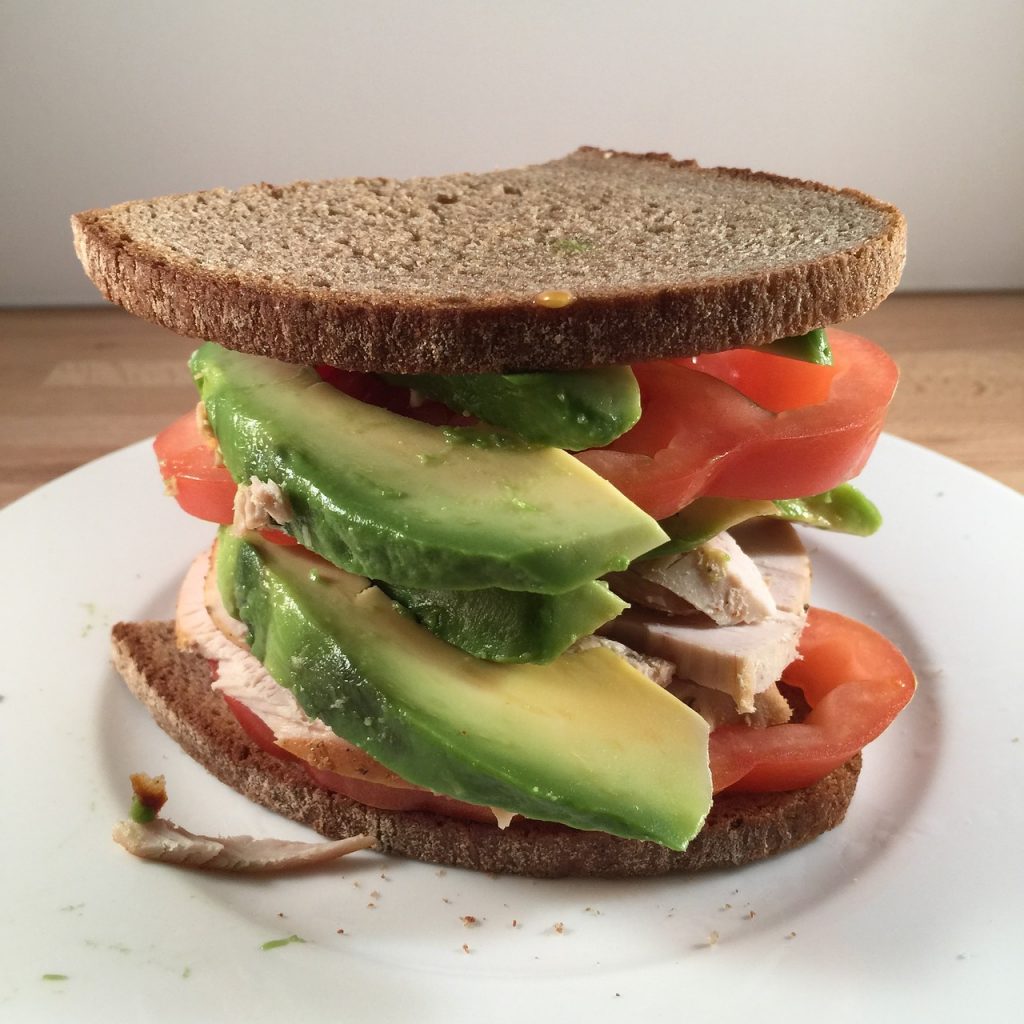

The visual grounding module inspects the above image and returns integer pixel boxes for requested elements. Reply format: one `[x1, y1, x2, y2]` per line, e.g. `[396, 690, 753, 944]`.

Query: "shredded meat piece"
[232, 476, 293, 534]
[569, 635, 675, 687]
[112, 818, 375, 872]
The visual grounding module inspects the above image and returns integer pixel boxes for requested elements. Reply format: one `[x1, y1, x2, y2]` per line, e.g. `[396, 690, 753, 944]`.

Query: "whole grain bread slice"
[110, 619, 860, 878]
[74, 148, 905, 373]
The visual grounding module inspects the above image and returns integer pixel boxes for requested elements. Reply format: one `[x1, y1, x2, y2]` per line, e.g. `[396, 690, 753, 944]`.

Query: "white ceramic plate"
[2, 435, 1022, 1023]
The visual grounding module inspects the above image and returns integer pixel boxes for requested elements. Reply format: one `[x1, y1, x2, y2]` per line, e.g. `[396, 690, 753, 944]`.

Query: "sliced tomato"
[260, 530, 299, 546]
[315, 365, 473, 427]
[166, 339, 889, 530]
[708, 608, 916, 793]
[687, 346, 838, 413]
[305, 763, 502, 825]
[578, 331, 898, 519]
[153, 408, 296, 544]
[222, 694, 302, 764]
[153, 409, 236, 524]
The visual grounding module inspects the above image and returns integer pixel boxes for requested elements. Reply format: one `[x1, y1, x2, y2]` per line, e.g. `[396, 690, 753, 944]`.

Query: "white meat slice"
[568, 635, 676, 687]
[176, 550, 255, 659]
[669, 680, 793, 730]
[731, 519, 812, 614]
[601, 520, 811, 714]
[611, 531, 776, 625]
[112, 818, 374, 871]
[202, 551, 250, 648]
[176, 550, 337, 749]
[603, 571, 706, 620]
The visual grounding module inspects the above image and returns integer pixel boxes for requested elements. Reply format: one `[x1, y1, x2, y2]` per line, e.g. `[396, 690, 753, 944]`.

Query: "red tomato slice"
[315, 365, 473, 427]
[153, 409, 236, 524]
[708, 608, 916, 793]
[222, 694, 302, 764]
[304, 763, 502, 825]
[687, 347, 838, 413]
[153, 408, 296, 544]
[578, 331, 898, 519]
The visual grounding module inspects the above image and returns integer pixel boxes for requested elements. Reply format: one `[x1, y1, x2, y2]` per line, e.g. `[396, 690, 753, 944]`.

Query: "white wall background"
[1, 0, 1022, 304]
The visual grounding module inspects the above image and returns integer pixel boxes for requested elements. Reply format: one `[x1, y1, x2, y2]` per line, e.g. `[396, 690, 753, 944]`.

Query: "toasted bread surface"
[74, 148, 905, 373]
[110, 619, 861, 878]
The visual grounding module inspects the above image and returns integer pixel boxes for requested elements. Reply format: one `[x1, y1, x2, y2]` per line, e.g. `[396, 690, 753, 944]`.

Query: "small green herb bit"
[260, 934, 307, 951]
[129, 794, 156, 823]
[42, 973, 68, 981]
[550, 236, 592, 254]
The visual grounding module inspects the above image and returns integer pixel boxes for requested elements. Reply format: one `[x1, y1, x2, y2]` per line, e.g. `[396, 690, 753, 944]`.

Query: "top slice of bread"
[72, 147, 906, 373]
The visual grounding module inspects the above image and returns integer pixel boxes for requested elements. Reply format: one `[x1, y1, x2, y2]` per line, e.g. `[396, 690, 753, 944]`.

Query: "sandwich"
[72, 147, 915, 878]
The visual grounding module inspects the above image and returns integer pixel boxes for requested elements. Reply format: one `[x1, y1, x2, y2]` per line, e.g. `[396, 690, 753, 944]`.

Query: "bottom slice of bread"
[110, 620, 861, 879]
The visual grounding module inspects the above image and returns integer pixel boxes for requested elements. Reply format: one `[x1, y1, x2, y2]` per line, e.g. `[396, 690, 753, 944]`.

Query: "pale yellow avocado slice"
[218, 530, 713, 849]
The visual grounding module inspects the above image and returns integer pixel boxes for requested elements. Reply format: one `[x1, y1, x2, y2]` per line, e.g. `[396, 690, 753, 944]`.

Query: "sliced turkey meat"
[669, 679, 793, 731]
[608, 530, 776, 625]
[730, 519, 812, 614]
[601, 520, 811, 714]
[232, 476, 294, 534]
[568, 635, 676, 687]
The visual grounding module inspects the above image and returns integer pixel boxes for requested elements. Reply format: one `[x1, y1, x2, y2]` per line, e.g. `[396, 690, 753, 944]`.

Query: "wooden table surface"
[1, 293, 1021, 509]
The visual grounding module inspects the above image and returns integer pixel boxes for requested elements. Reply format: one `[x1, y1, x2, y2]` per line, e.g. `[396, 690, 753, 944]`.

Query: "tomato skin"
[153, 409, 296, 544]
[708, 608, 916, 793]
[304, 764, 502, 825]
[260, 530, 298, 546]
[315, 365, 472, 427]
[578, 331, 898, 519]
[222, 694, 302, 764]
[153, 410, 237, 524]
[687, 347, 838, 413]
[161, 339, 892, 529]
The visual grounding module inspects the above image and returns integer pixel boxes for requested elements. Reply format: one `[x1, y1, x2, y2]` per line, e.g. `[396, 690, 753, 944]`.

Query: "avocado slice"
[192, 343, 666, 593]
[641, 484, 882, 560]
[217, 529, 712, 849]
[378, 579, 627, 663]
[381, 366, 641, 450]
[762, 328, 833, 365]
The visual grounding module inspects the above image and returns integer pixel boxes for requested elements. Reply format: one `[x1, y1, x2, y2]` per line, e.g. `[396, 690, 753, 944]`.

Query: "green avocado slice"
[640, 484, 882, 560]
[381, 366, 641, 450]
[192, 343, 666, 593]
[217, 530, 712, 849]
[761, 328, 833, 365]
[377, 579, 627, 663]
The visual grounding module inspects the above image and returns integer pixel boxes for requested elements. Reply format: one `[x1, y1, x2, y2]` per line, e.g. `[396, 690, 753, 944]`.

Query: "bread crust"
[73, 148, 905, 373]
[111, 619, 861, 878]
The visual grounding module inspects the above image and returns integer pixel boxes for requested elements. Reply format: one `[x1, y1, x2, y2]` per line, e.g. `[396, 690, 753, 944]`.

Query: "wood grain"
[0, 294, 1021, 509]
